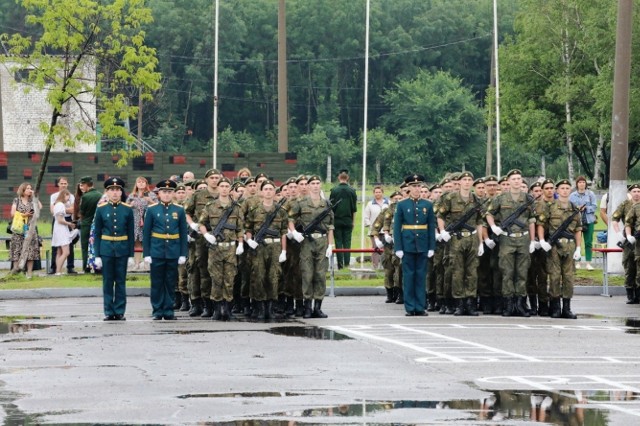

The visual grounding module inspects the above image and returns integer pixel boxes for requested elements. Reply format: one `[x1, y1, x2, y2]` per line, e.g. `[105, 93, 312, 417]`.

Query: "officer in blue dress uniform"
[393, 174, 436, 316]
[94, 177, 135, 321]
[143, 179, 188, 320]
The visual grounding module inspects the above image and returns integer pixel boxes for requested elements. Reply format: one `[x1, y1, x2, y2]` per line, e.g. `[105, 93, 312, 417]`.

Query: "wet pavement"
[1, 292, 640, 424]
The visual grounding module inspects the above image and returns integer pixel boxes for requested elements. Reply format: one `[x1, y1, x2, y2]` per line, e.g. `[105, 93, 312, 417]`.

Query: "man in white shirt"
[363, 185, 389, 268]
[49, 177, 76, 274]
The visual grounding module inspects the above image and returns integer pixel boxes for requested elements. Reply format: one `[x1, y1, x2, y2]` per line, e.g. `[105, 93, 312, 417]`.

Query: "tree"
[0, 0, 161, 274]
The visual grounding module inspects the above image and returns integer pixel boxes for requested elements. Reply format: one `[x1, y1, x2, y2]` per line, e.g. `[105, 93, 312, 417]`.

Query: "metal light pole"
[493, 0, 501, 177]
[277, 0, 288, 153]
[359, 0, 370, 267]
[212, 0, 219, 168]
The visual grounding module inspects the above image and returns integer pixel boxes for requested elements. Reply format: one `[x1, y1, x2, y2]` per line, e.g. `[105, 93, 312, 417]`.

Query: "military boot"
[466, 297, 479, 316]
[561, 298, 577, 319]
[302, 299, 313, 319]
[538, 300, 549, 316]
[211, 301, 222, 321]
[515, 296, 530, 317]
[502, 297, 514, 317]
[427, 294, 437, 312]
[492, 297, 503, 316]
[265, 300, 274, 320]
[231, 299, 243, 314]
[242, 298, 251, 316]
[549, 298, 562, 318]
[254, 301, 266, 320]
[438, 299, 447, 315]
[395, 288, 404, 304]
[312, 299, 328, 318]
[188, 298, 203, 317]
[173, 292, 182, 310]
[285, 297, 295, 317]
[482, 297, 493, 315]
[385, 288, 395, 303]
[275, 294, 286, 314]
[179, 296, 190, 312]
[453, 298, 465, 316]
[225, 301, 236, 321]
[528, 295, 538, 316]
[295, 299, 304, 317]
[444, 298, 456, 315]
[626, 288, 637, 304]
[200, 299, 213, 318]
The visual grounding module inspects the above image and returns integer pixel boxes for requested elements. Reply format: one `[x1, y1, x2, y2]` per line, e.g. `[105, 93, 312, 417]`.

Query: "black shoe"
[67, 269, 78, 275]
[302, 299, 312, 319]
[311, 299, 328, 318]
[414, 311, 428, 316]
[164, 315, 177, 320]
[152, 315, 162, 321]
[405, 312, 415, 316]
[114, 314, 126, 321]
[103, 315, 116, 321]
[179, 297, 191, 312]
[48, 269, 56, 275]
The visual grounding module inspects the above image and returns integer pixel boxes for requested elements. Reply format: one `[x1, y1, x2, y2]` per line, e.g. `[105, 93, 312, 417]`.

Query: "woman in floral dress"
[126, 176, 157, 270]
[10, 182, 42, 278]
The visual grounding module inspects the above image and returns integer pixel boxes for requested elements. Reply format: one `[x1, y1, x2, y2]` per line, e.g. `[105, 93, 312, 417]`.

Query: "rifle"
[444, 196, 489, 239]
[548, 204, 585, 247]
[252, 198, 287, 246]
[297, 198, 341, 238]
[491, 194, 540, 241]
[210, 198, 240, 245]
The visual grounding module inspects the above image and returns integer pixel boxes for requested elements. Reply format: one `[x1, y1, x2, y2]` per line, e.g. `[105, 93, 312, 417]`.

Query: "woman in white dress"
[52, 189, 79, 276]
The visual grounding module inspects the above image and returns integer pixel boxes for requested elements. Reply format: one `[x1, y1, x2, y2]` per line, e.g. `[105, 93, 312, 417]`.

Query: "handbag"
[6, 199, 17, 234]
[11, 213, 26, 235]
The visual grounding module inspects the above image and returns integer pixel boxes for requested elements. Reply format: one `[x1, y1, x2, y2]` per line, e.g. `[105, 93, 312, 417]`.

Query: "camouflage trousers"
[187, 237, 212, 299]
[250, 242, 282, 301]
[449, 234, 479, 299]
[498, 234, 530, 297]
[489, 243, 502, 297]
[547, 240, 576, 299]
[476, 242, 492, 297]
[433, 242, 446, 298]
[381, 244, 402, 289]
[208, 243, 237, 302]
[284, 240, 303, 299]
[527, 249, 548, 303]
[299, 236, 329, 300]
[621, 242, 637, 289]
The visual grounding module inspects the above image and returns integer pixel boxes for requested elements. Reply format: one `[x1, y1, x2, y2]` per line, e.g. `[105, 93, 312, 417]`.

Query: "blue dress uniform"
[94, 178, 135, 320]
[393, 174, 436, 315]
[143, 180, 188, 320]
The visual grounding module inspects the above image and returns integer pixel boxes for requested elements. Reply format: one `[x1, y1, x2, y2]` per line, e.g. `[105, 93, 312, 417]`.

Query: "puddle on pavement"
[267, 326, 352, 340]
[178, 391, 305, 399]
[0, 317, 55, 335]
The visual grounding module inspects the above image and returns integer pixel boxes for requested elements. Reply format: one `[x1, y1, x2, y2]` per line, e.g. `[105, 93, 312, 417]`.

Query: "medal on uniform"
[172, 212, 178, 219]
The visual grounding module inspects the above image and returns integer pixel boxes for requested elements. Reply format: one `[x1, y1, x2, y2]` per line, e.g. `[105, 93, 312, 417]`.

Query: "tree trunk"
[592, 131, 605, 188]
[565, 101, 575, 182]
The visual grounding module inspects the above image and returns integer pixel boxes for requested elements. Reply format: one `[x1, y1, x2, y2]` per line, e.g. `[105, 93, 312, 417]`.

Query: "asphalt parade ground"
[1, 290, 640, 425]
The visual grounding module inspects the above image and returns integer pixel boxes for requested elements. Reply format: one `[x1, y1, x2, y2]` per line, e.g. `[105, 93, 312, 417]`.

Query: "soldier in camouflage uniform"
[427, 184, 443, 311]
[184, 168, 220, 317]
[480, 175, 501, 314]
[529, 178, 555, 316]
[437, 171, 484, 316]
[288, 175, 335, 319]
[230, 180, 246, 313]
[199, 177, 244, 321]
[485, 169, 537, 317]
[374, 190, 403, 303]
[284, 176, 307, 316]
[245, 180, 288, 320]
[612, 184, 639, 303]
[537, 179, 582, 319]
[173, 182, 191, 311]
[437, 177, 456, 314]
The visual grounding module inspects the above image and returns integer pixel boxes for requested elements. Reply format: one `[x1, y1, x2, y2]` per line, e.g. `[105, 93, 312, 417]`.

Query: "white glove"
[278, 250, 287, 263]
[539, 239, 552, 252]
[189, 222, 199, 232]
[325, 244, 333, 258]
[534, 240, 541, 250]
[94, 257, 102, 269]
[395, 250, 404, 259]
[440, 230, 451, 242]
[627, 235, 636, 245]
[187, 235, 195, 243]
[292, 230, 305, 243]
[529, 241, 536, 254]
[286, 230, 294, 240]
[144, 256, 152, 264]
[573, 247, 582, 261]
[204, 233, 217, 246]
[435, 231, 442, 242]
[374, 237, 384, 249]
[616, 232, 625, 243]
[484, 238, 496, 249]
[478, 243, 484, 257]
[384, 233, 393, 244]
[178, 256, 186, 265]
[236, 244, 244, 255]
[427, 250, 434, 258]
[491, 225, 504, 236]
[128, 257, 135, 268]
[247, 239, 259, 249]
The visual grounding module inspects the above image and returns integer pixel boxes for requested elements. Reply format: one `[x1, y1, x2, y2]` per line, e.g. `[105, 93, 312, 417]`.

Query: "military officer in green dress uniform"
[143, 179, 188, 320]
[78, 176, 103, 272]
[93, 177, 135, 321]
[393, 174, 436, 316]
[612, 184, 639, 303]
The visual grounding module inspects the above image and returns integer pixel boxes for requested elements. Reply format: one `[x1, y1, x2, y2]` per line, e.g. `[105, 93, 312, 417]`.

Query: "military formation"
[370, 169, 585, 319]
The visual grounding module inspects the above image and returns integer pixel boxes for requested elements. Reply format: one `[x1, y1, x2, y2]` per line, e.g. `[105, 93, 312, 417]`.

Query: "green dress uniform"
[93, 178, 135, 320]
[79, 185, 103, 271]
[143, 180, 188, 320]
[611, 198, 637, 302]
[199, 197, 244, 320]
[329, 181, 357, 269]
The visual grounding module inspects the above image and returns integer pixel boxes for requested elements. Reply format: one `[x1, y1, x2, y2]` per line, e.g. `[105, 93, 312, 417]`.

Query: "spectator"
[51, 189, 79, 276]
[49, 177, 76, 274]
[329, 169, 358, 269]
[126, 176, 157, 270]
[569, 176, 597, 270]
[363, 186, 388, 268]
[10, 182, 42, 278]
[79, 176, 102, 273]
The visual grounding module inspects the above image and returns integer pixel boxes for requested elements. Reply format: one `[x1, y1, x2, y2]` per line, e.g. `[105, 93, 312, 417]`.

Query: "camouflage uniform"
[382, 203, 403, 301]
[175, 197, 190, 311]
[528, 198, 554, 315]
[611, 199, 637, 302]
[245, 201, 288, 314]
[624, 203, 640, 301]
[199, 199, 244, 315]
[283, 197, 304, 315]
[184, 188, 217, 316]
[437, 191, 483, 315]
[433, 193, 454, 314]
